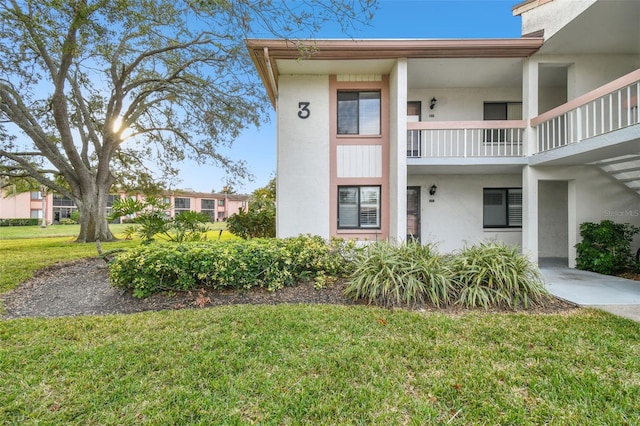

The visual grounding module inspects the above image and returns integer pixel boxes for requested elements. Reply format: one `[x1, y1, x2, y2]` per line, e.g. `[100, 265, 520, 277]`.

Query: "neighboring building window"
[31, 191, 42, 200]
[52, 193, 75, 207]
[174, 197, 190, 210]
[483, 188, 522, 228]
[337, 91, 381, 135]
[242, 201, 247, 208]
[338, 186, 381, 229]
[107, 194, 120, 207]
[201, 199, 215, 210]
[201, 199, 216, 221]
[218, 199, 225, 206]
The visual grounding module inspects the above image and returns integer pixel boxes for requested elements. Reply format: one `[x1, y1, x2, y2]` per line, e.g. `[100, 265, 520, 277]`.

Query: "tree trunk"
[74, 182, 116, 243]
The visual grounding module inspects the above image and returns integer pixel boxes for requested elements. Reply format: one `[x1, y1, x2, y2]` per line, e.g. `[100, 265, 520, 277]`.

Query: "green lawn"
[0, 221, 231, 240]
[1, 306, 639, 424]
[1, 233, 640, 424]
[0, 222, 235, 293]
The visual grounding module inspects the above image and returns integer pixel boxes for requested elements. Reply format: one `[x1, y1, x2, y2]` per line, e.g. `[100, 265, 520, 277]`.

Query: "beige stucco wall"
[533, 165, 640, 266]
[407, 173, 523, 254]
[407, 87, 522, 122]
[276, 74, 330, 238]
[520, 0, 597, 39]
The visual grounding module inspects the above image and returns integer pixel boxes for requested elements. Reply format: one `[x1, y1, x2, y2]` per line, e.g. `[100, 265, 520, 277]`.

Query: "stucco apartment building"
[0, 190, 248, 224]
[247, 0, 640, 267]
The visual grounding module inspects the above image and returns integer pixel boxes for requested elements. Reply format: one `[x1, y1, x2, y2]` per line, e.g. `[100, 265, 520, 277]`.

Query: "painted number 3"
[298, 102, 310, 119]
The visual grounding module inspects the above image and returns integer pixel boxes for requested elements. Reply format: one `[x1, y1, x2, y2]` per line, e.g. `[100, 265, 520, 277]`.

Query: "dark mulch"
[1, 258, 578, 320]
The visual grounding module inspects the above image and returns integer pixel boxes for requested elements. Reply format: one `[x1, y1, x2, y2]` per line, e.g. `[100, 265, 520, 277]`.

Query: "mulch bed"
[1, 258, 578, 320]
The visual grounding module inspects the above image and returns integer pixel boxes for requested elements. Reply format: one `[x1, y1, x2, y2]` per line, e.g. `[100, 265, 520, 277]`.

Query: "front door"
[407, 186, 420, 242]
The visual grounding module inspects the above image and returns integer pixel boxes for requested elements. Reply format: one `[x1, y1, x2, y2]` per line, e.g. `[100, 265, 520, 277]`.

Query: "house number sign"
[298, 102, 310, 119]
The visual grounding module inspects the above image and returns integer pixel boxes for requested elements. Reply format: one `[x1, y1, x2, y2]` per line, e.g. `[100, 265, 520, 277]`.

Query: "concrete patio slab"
[539, 259, 640, 322]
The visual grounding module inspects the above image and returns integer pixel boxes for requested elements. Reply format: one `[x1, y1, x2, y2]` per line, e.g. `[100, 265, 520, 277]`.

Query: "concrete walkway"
[539, 259, 640, 322]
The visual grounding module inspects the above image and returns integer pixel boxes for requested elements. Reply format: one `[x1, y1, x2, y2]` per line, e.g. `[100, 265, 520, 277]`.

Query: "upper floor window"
[201, 199, 215, 210]
[107, 194, 120, 207]
[483, 102, 522, 143]
[52, 193, 75, 207]
[483, 102, 522, 121]
[218, 199, 225, 206]
[337, 91, 380, 135]
[174, 197, 190, 210]
[31, 191, 42, 200]
[483, 188, 522, 228]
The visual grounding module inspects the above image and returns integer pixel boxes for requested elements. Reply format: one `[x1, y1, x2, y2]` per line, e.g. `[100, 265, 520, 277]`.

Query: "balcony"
[406, 120, 526, 158]
[532, 68, 640, 154]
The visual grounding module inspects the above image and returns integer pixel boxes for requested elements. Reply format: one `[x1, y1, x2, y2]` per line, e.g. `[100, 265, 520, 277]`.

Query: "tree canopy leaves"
[0, 0, 377, 241]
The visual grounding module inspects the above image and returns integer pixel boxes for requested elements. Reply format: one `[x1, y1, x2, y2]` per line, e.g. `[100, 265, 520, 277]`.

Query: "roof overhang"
[246, 38, 544, 107]
[512, 0, 555, 16]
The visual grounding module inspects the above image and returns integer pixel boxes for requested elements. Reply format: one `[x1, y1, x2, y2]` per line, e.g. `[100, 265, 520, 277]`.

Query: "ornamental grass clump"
[450, 242, 550, 309]
[344, 241, 453, 307]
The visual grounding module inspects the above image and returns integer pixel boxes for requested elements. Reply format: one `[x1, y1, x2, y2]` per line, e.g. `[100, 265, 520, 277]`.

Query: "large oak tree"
[0, 0, 376, 242]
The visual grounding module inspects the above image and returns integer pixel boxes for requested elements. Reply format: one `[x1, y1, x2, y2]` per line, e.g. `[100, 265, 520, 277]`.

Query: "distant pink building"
[0, 190, 249, 224]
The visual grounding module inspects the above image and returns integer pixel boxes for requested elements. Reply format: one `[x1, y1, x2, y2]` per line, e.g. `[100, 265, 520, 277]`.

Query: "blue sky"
[178, 0, 523, 194]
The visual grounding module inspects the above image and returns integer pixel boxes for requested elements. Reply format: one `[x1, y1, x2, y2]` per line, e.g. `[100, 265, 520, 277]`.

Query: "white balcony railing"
[533, 68, 640, 153]
[406, 121, 526, 158]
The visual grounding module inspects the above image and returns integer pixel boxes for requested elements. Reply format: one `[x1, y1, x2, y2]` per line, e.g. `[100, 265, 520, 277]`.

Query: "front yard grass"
[1, 305, 639, 424]
[0, 222, 236, 294]
[0, 237, 137, 294]
[2, 234, 639, 424]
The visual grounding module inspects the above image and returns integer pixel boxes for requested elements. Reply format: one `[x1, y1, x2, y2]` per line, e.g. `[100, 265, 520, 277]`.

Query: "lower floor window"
[338, 186, 381, 229]
[483, 188, 522, 228]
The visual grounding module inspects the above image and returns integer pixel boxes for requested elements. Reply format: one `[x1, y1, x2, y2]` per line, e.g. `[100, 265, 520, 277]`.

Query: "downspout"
[264, 47, 278, 101]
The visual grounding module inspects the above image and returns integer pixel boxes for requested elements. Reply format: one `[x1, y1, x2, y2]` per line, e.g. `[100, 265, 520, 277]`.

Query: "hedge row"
[109, 235, 357, 298]
[0, 218, 40, 227]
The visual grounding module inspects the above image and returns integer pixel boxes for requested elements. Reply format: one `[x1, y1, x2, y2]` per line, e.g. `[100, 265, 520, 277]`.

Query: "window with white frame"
[337, 91, 381, 135]
[483, 188, 522, 228]
[338, 186, 381, 229]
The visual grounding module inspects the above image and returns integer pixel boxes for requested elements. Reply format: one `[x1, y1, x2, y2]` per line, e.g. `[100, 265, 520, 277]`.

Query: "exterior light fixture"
[430, 97, 437, 110]
[429, 184, 437, 196]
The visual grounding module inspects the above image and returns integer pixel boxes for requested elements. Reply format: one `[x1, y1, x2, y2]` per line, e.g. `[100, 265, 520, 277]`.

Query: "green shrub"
[226, 204, 275, 239]
[343, 241, 453, 308]
[450, 242, 550, 309]
[109, 236, 356, 298]
[170, 211, 210, 242]
[0, 218, 40, 226]
[575, 220, 640, 275]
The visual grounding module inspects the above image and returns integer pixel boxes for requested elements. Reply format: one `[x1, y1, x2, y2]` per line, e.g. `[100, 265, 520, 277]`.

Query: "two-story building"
[247, 0, 640, 266]
[0, 190, 249, 224]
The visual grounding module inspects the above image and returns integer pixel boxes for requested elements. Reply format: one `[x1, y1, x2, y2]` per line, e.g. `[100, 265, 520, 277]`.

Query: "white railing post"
[627, 85, 632, 126]
[576, 106, 582, 143]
